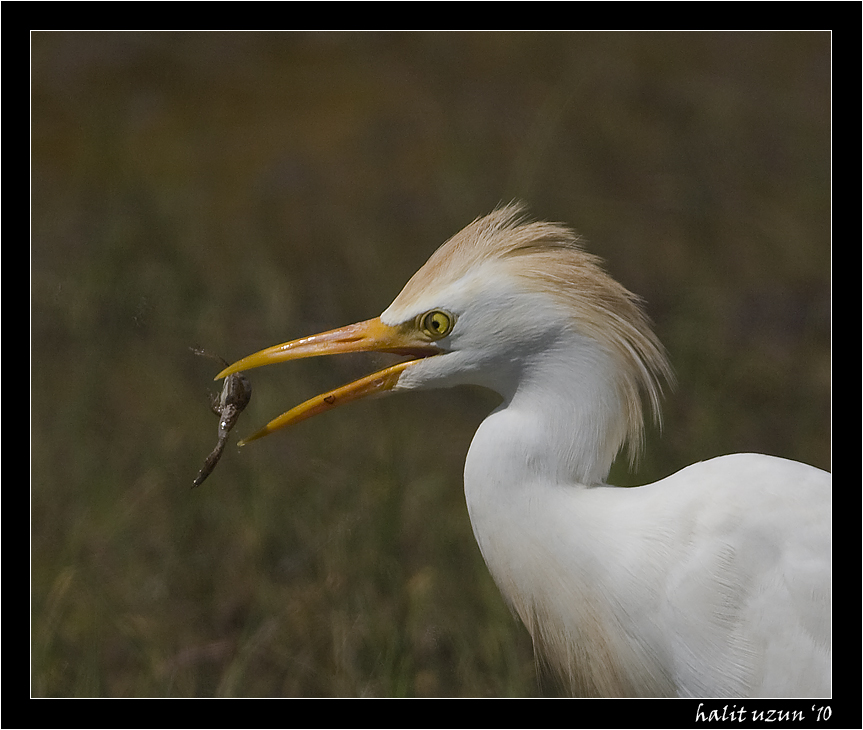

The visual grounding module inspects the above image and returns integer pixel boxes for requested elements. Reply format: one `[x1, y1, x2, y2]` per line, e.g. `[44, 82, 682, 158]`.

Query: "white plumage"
[218, 205, 830, 697]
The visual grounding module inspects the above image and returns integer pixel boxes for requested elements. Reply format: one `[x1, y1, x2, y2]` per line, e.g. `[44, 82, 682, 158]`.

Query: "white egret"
[217, 204, 830, 697]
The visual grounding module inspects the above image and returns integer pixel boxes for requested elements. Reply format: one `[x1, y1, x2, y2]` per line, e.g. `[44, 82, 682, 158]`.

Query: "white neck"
[467, 334, 628, 489]
[461, 338, 671, 695]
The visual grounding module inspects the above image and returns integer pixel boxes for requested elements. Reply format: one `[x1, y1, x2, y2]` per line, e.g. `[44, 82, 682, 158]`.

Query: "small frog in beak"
[191, 348, 252, 488]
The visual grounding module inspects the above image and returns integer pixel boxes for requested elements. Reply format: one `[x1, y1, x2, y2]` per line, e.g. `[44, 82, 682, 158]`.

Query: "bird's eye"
[419, 309, 455, 339]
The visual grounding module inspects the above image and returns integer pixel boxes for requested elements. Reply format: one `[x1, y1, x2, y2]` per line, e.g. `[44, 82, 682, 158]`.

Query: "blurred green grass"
[31, 31, 830, 697]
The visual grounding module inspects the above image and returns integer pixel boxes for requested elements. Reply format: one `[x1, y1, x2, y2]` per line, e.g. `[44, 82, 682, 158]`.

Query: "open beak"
[215, 317, 440, 445]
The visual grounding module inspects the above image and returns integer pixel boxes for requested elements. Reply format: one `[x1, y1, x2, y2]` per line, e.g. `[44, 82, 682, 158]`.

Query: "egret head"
[217, 204, 672, 462]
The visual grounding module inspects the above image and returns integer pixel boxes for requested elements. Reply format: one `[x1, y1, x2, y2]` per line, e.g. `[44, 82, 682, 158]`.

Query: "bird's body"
[466, 450, 829, 696]
[217, 205, 830, 697]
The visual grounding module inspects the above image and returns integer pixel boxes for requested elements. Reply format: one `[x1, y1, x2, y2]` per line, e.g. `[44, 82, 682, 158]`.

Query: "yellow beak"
[215, 317, 440, 445]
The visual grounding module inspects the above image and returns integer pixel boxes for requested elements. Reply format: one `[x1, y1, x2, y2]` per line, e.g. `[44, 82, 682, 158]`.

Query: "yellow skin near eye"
[420, 310, 454, 339]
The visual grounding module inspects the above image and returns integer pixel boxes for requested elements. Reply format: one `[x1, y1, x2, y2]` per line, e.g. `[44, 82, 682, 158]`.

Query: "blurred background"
[31, 32, 830, 697]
